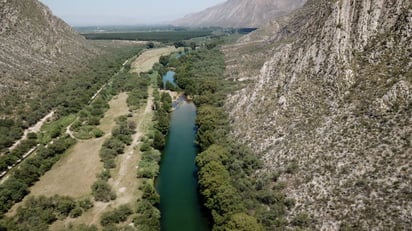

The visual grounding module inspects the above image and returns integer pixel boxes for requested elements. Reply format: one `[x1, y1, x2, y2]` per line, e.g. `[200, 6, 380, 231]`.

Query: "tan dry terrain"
[6, 93, 129, 216]
[31, 93, 129, 197]
[130, 46, 179, 74]
[7, 47, 176, 229]
[68, 87, 154, 229]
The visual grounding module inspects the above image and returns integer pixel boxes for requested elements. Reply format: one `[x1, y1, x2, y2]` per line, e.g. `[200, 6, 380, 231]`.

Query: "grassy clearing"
[110, 88, 154, 204]
[7, 94, 129, 217]
[50, 88, 154, 230]
[37, 115, 76, 144]
[6, 48, 175, 230]
[130, 47, 180, 74]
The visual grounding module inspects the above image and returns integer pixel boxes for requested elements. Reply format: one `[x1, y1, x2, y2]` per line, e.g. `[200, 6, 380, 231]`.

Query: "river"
[162, 71, 177, 90]
[156, 97, 211, 231]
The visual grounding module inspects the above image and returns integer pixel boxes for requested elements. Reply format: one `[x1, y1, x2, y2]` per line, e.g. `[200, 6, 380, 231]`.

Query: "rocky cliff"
[225, 0, 411, 229]
[0, 0, 98, 96]
[173, 0, 306, 28]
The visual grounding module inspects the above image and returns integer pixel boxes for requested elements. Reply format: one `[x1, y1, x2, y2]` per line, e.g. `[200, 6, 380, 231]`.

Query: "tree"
[196, 144, 229, 167]
[159, 55, 169, 66]
[225, 213, 265, 231]
[173, 41, 185, 48]
[152, 130, 165, 150]
[91, 180, 116, 202]
[161, 93, 172, 112]
[190, 42, 196, 50]
[146, 42, 155, 49]
[100, 205, 132, 226]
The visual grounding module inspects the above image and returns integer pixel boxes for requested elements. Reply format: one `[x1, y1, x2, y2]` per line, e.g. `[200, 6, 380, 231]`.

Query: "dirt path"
[6, 93, 129, 216]
[111, 87, 153, 200]
[130, 46, 180, 74]
[6, 111, 55, 152]
[6, 47, 175, 229]
[55, 87, 154, 229]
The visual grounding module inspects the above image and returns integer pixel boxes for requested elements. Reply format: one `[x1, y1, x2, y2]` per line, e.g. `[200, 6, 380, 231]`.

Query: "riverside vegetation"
[133, 89, 172, 231]
[163, 40, 295, 230]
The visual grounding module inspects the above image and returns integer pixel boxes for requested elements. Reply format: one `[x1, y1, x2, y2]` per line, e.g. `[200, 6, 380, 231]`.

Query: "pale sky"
[39, 0, 226, 26]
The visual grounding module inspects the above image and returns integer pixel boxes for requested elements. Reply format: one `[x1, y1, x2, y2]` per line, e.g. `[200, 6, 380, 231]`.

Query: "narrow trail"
[6, 111, 55, 153]
[1, 81, 113, 180]
[114, 87, 153, 188]
[90, 87, 153, 226]
[0, 111, 55, 181]
[5, 47, 178, 230]
[5, 93, 129, 217]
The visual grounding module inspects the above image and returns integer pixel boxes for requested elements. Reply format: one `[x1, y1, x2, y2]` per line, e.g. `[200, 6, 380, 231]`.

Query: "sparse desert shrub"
[291, 213, 313, 227]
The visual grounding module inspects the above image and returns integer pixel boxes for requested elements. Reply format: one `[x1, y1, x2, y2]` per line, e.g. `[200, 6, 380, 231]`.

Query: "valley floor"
[4, 47, 174, 229]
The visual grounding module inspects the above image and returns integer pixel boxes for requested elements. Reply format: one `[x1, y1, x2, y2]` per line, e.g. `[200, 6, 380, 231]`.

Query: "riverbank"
[156, 98, 211, 231]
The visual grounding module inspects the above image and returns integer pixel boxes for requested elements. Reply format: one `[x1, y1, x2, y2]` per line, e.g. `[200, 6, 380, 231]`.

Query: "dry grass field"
[130, 46, 180, 74]
[7, 93, 129, 217]
[7, 47, 176, 229]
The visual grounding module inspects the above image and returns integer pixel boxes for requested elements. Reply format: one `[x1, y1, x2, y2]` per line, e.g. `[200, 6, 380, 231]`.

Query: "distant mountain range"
[173, 0, 306, 28]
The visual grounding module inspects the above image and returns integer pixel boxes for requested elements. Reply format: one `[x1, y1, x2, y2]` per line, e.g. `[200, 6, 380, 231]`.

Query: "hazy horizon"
[39, 0, 226, 26]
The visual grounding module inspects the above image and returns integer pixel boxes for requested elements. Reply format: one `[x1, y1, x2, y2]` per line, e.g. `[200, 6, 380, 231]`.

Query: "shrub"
[100, 205, 133, 226]
[79, 198, 94, 210]
[93, 129, 104, 138]
[291, 213, 313, 227]
[70, 207, 83, 218]
[91, 180, 116, 202]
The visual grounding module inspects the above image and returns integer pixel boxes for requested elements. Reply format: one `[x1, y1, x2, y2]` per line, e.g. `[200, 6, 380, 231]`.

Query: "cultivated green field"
[82, 30, 214, 42]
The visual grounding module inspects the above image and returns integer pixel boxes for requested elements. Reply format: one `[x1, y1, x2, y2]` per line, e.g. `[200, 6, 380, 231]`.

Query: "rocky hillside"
[225, 0, 411, 229]
[173, 0, 306, 28]
[0, 0, 98, 96]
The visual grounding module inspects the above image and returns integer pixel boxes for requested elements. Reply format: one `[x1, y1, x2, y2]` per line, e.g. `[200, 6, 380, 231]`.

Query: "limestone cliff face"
[0, 0, 98, 95]
[226, 0, 411, 229]
[173, 0, 306, 28]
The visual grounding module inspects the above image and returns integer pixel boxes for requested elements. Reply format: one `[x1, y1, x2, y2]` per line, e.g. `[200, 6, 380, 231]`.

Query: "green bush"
[91, 180, 116, 202]
[226, 213, 265, 231]
[70, 207, 83, 218]
[0, 195, 86, 230]
[93, 128, 104, 138]
[137, 160, 160, 178]
[0, 136, 75, 216]
[100, 205, 133, 226]
[140, 142, 151, 152]
[139, 180, 160, 206]
[291, 213, 313, 227]
[79, 198, 94, 210]
[66, 224, 98, 231]
[134, 200, 160, 230]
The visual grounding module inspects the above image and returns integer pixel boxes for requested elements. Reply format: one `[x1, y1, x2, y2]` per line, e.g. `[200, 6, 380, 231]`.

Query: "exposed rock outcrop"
[173, 0, 306, 28]
[225, 0, 412, 229]
[0, 0, 98, 95]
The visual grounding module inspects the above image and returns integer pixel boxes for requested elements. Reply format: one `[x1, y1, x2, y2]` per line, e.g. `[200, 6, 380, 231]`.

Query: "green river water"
[156, 99, 211, 231]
